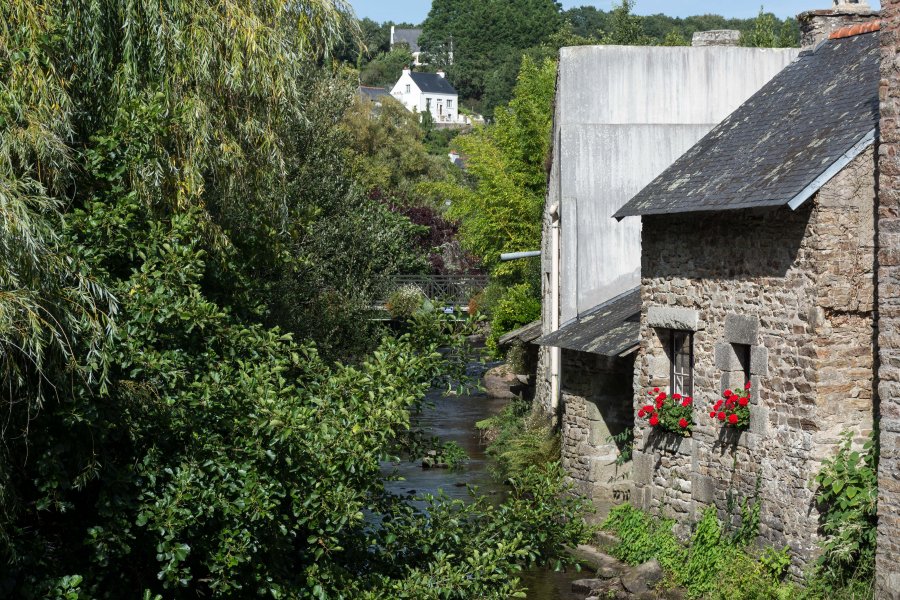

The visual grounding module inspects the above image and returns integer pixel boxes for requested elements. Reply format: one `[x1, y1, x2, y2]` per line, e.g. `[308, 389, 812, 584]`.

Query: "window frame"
[670, 330, 694, 397]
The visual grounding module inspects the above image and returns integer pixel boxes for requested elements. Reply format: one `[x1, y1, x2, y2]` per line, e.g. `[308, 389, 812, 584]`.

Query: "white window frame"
[670, 331, 693, 397]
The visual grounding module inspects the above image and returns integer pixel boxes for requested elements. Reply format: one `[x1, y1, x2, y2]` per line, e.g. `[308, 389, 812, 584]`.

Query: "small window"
[734, 343, 751, 385]
[426, 98, 432, 111]
[405, 84, 411, 93]
[670, 331, 693, 397]
[447, 99, 453, 109]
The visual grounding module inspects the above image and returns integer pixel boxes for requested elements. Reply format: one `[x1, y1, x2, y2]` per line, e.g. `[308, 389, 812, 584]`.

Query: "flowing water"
[382, 381, 586, 600]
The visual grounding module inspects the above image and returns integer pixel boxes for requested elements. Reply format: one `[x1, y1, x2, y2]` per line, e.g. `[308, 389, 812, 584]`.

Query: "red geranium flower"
[718, 411, 726, 421]
[656, 398, 665, 409]
[649, 414, 659, 426]
[714, 400, 723, 411]
[682, 397, 692, 407]
[643, 404, 654, 414]
[728, 414, 739, 425]
[709, 411, 717, 418]
[724, 389, 733, 398]
[679, 417, 688, 428]
[673, 393, 681, 400]
[638, 408, 646, 418]
[745, 380, 752, 390]
[653, 387, 660, 393]
[739, 397, 749, 407]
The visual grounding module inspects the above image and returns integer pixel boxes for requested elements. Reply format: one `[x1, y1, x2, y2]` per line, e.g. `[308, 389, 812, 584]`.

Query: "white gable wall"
[390, 71, 422, 113]
[391, 73, 462, 124]
[550, 45, 801, 324]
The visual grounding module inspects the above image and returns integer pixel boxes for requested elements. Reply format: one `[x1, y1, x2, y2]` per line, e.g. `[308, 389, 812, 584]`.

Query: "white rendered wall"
[391, 75, 461, 123]
[550, 45, 800, 324]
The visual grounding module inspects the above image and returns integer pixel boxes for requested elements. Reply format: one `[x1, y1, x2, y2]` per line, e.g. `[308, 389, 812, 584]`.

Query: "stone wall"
[878, 1, 900, 595]
[634, 148, 876, 572]
[560, 349, 635, 519]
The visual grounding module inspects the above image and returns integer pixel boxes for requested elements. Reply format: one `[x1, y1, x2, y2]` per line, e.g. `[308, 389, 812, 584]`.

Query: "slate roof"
[536, 288, 640, 357]
[393, 28, 422, 53]
[498, 320, 542, 348]
[409, 72, 457, 95]
[359, 86, 390, 102]
[614, 28, 879, 219]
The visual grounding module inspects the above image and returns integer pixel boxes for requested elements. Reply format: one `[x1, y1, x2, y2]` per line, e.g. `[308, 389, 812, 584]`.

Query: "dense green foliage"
[419, 0, 561, 114]
[477, 398, 560, 482]
[602, 432, 879, 599]
[425, 57, 553, 345]
[603, 505, 793, 599]
[813, 432, 878, 588]
[0, 0, 593, 597]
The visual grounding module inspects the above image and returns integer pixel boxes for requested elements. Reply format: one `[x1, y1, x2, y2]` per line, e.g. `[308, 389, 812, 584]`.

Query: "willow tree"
[0, 0, 355, 406]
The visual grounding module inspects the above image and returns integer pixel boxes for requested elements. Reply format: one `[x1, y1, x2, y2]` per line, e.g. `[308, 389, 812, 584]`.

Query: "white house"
[390, 69, 469, 126]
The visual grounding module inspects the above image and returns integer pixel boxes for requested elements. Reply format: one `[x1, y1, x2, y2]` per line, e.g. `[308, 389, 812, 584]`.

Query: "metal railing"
[386, 274, 488, 306]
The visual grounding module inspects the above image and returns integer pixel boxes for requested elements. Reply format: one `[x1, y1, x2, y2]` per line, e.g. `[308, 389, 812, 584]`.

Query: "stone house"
[536, 37, 799, 517]
[613, 15, 880, 570]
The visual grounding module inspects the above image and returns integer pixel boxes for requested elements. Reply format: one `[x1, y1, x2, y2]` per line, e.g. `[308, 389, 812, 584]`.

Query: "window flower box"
[638, 388, 694, 437]
[709, 381, 752, 430]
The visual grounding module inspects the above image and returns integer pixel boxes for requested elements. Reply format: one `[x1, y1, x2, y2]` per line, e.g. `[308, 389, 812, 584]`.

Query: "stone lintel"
[724, 313, 759, 345]
[647, 306, 699, 332]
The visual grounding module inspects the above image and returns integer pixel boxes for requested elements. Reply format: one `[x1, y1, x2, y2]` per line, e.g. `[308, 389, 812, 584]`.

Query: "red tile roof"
[829, 20, 881, 40]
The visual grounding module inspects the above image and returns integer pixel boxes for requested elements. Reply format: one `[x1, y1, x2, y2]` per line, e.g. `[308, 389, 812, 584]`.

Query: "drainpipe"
[549, 203, 561, 414]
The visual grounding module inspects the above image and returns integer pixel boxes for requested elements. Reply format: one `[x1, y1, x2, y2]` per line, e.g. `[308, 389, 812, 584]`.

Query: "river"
[383, 383, 587, 600]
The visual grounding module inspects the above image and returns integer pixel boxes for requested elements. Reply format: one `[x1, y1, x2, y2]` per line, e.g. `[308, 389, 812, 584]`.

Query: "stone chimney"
[691, 30, 741, 47]
[798, 1, 878, 49]
[436, 70, 446, 78]
[877, 1, 900, 597]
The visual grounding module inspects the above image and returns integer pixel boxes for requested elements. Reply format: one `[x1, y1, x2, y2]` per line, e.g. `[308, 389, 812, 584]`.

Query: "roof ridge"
[829, 20, 880, 40]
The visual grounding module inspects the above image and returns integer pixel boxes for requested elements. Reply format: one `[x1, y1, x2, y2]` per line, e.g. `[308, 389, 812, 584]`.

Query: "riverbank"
[382, 382, 588, 600]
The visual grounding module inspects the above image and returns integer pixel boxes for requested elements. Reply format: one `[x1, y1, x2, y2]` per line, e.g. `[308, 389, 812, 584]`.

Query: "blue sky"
[348, 1, 881, 24]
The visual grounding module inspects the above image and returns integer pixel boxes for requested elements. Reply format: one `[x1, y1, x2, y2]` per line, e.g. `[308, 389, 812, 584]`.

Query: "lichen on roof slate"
[614, 31, 879, 218]
[536, 288, 640, 357]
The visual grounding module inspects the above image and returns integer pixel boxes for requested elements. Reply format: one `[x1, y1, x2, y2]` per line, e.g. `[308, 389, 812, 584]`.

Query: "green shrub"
[602, 504, 683, 571]
[386, 284, 428, 318]
[602, 504, 795, 599]
[487, 283, 541, 354]
[477, 398, 559, 481]
[812, 431, 878, 588]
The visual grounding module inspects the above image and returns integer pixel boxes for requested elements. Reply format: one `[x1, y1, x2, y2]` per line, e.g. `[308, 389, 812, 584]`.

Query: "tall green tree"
[420, 0, 562, 114]
[601, 0, 653, 45]
[429, 57, 555, 282]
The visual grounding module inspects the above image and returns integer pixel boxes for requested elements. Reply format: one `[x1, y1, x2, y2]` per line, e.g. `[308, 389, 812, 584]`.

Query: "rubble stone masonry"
[878, 1, 900, 595]
[635, 148, 876, 573]
[559, 350, 634, 519]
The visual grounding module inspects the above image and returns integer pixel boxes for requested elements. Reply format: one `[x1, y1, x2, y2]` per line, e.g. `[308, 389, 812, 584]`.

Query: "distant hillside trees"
[420, 0, 562, 116]
[411, 1, 800, 115]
